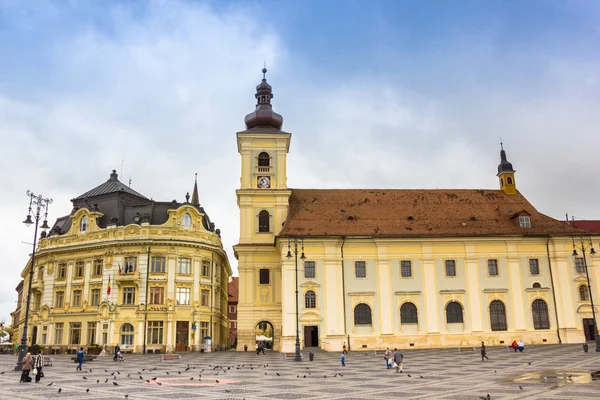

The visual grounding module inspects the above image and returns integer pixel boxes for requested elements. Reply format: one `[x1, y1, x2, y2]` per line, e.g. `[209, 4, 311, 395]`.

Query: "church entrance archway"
[255, 321, 274, 350]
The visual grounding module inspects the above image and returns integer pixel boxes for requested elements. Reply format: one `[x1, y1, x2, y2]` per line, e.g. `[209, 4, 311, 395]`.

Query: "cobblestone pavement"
[0, 344, 599, 399]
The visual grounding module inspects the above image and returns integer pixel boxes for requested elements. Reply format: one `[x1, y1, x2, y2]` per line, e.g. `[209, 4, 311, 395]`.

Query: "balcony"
[116, 270, 140, 283]
[255, 166, 272, 174]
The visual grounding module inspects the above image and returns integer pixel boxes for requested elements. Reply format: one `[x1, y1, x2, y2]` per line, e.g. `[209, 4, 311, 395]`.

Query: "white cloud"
[1, 1, 599, 325]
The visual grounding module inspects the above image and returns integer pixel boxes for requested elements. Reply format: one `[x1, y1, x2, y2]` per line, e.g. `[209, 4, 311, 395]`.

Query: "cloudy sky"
[1, 0, 599, 323]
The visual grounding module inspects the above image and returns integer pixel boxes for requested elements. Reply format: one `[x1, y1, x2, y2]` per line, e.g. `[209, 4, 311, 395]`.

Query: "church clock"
[257, 176, 271, 189]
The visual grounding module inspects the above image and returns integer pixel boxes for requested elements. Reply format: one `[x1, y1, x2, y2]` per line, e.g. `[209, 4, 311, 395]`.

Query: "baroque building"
[235, 69, 599, 352]
[15, 171, 231, 353]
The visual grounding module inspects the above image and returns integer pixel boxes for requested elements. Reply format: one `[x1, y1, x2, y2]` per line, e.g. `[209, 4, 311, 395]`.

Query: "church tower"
[497, 143, 517, 195]
[234, 68, 292, 351]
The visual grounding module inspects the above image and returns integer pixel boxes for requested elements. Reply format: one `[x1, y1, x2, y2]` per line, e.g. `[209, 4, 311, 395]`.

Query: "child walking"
[340, 352, 346, 367]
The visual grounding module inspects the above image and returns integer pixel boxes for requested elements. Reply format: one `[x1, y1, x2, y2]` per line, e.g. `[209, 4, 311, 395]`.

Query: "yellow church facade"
[234, 69, 599, 352]
[15, 172, 232, 354]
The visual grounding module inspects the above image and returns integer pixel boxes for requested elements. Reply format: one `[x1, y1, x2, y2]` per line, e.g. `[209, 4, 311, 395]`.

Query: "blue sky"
[1, 0, 599, 323]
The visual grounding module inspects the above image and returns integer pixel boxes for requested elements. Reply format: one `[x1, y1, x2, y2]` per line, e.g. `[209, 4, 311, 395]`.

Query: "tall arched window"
[120, 323, 134, 346]
[80, 216, 88, 233]
[532, 299, 550, 329]
[258, 210, 270, 233]
[400, 302, 418, 324]
[446, 301, 463, 323]
[489, 300, 507, 331]
[305, 290, 316, 308]
[579, 285, 590, 301]
[258, 152, 270, 167]
[354, 303, 372, 325]
[507, 176, 513, 185]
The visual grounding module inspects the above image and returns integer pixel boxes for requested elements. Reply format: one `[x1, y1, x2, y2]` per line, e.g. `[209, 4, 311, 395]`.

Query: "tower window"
[501, 178, 504, 186]
[519, 216, 531, 228]
[258, 152, 270, 167]
[258, 210, 270, 233]
[259, 269, 270, 285]
[507, 176, 513, 185]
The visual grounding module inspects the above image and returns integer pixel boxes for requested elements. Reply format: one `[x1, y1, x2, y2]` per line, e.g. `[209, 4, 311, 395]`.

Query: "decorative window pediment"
[300, 281, 320, 289]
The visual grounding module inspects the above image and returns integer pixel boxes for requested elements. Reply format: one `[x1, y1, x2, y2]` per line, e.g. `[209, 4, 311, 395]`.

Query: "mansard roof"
[279, 189, 589, 238]
[73, 170, 148, 201]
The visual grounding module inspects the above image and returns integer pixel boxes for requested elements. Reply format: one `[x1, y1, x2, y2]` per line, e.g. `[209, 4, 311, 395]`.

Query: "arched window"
[120, 323, 134, 346]
[400, 302, 418, 324]
[532, 282, 541, 289]
[489, 300, 507, 331]
[305, 290, 316, 308]
[80, 216, 88, 233]
[579, 285, 590, 301]
[354, 303, 372, 325]
[507, 176, 513, 185]
[446, 301, 463, 323]
[258, 210, 270, 233]
[532, 299, 550, 330]
[258, 152, 270, 167]
[500, 178, 504, 186]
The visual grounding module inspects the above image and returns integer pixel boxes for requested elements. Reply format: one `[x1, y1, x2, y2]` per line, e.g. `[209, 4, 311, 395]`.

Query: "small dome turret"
[497, 143, 515, 174]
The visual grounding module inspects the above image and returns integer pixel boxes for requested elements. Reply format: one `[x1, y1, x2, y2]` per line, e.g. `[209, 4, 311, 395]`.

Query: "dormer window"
[519, 216, 531, 228]
[80, 216, 88, 233]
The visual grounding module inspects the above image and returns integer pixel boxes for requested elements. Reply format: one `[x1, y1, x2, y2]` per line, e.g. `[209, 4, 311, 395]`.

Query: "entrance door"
[583, 318, 596, 341]
[303, 326, 319, 347]
[175, 321, 189, 352]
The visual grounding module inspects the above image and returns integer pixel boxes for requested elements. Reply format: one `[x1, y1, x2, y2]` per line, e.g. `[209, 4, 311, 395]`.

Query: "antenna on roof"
[129, 178, 132, 187]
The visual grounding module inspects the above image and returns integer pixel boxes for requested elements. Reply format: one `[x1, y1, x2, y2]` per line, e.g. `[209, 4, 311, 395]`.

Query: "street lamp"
[15, 191, 52, 371]
[572, 234, 599, 352]
[286, 236, 305, 361]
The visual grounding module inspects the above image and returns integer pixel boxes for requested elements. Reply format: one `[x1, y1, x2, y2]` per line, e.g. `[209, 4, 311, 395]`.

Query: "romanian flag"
[107, 275, 111, 296]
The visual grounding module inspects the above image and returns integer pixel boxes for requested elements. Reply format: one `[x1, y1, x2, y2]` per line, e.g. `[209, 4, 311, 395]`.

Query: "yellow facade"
[235, 71, 599, 352]
[16, 183, 232, 354]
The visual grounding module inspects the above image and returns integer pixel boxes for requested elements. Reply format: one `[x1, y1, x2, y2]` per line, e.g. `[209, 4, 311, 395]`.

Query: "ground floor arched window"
[489, 300, 507, 331]
[120, 323, 134, 346]
[532, 299, 550, 330]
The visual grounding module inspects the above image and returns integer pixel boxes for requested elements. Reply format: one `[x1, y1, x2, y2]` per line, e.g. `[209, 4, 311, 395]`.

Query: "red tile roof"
[228, 277, 239, 303]
[569, 220, 600, 233]
[279, 189, 590, 238]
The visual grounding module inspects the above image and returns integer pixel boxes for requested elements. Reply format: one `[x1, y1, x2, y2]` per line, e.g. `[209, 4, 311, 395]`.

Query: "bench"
[71, 355, 97, 362]
[457, 347, 476, 353]
[283, 352, 303, 360]
[160, 354, 182, 363]
[42, 356, 54, 367]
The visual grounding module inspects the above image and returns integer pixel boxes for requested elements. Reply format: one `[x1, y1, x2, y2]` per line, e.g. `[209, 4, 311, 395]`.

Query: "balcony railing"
[255, 166, 272, 174]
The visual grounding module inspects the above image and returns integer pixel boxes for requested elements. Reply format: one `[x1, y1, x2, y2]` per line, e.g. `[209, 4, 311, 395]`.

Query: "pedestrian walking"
[342, 342, 347, 355]
[340, 352, 346, 367]
[384, 348, 391, 369]
[33, 351, 44, 383]
[113, 344, 120, 362]
[20, 352, 33, 382]
[76, 347, 85, 371]
[393, 348, 403, 373]
[481, 342, 489, 361]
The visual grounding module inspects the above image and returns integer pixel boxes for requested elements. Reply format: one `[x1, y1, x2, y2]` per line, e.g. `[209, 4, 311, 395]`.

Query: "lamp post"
[572, 234, 599, 352]
[286, 237, 305, 361]
[15, 191, 52, 371]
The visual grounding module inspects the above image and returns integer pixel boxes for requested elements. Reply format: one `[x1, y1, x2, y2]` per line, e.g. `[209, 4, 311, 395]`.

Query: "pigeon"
[104, 378, 109, 383]
[156, 382, 162, 386]
[519, 385, 523, 390]
[420, 375, 423, 379]
[145, 380, 150, 383]
[494, 370, 497, 373]
[166, 372, 169, 375]
[297, 375, 299, 378]
[89, 369, 93, 372]
[528, 362, 532, 365]
[303, 375, 306, 378]
[117, 371, 121, 375]
[265, 372, 267, 375]
[190, 377, 194, 380]
[47, 382, 53, 386]
[1, 372, 5, 375]
[86, 389, 89, 393]
[111, 372, 115, 376]
[113, 382, 119, 386]
[178, 371, 181, 375]
[105, 370, 108, 372]
[333, 374, 338, 377]
[58, 388, 62, 393]
[151, 377, 157, 381]
[125, 395, 129, 399]
[96, 380, 99, 383]
[83, 376, 88, 380]
[185, 367, 190, 371]
[276, 373, 280, 376]
[215, 379, 220, 383]
[139, 376, 143, 380]
[127, 374, 130, 378]
[408, 374, 412, 377]
[324, 375, 327, 378]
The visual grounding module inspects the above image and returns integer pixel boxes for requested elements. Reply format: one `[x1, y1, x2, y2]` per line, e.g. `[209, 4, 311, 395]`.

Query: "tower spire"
[191, 173, 200, 206]
[243, 67, 284, 131]
[497, 143, 517, 195]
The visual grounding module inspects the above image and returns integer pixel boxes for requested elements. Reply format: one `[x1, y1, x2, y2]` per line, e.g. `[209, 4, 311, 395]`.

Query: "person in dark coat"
[76, 347, 85, 371]
[481, 341, 489, 361]
[113, 344, 120, 361]
[393, 348, 403, 373]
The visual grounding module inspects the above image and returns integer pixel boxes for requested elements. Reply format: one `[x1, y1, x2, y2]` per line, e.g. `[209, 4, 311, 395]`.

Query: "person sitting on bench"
[517, 340, 525, 352]
[510, 340, 519, 352]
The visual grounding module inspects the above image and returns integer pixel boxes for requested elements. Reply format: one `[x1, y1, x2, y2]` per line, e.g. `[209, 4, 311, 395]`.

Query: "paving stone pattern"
[0, 344, 599, 399]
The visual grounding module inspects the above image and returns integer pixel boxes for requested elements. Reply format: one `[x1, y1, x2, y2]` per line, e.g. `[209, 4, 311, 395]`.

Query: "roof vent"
[407, 216, 414, 220]
[470, 216, 477, 221]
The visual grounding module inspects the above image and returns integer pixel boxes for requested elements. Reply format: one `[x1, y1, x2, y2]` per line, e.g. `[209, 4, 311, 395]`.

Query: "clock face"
[257, 176, 271, 188]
